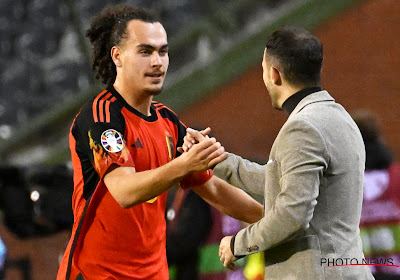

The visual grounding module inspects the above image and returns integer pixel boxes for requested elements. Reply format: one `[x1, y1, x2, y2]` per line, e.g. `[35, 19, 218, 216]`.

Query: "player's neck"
[113, 82, 152, 116]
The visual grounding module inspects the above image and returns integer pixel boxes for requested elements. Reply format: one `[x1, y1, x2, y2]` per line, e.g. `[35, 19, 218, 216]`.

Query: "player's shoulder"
[152, 101, 180, 122]
[78, 88, 123, 122]
[73, 87, 125, 135]
[152, 101, 175, 113]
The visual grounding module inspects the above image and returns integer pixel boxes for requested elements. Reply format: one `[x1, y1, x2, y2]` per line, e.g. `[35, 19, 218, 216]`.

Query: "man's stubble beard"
[144, 86, 163, 96]
[267, 88, 283, 111]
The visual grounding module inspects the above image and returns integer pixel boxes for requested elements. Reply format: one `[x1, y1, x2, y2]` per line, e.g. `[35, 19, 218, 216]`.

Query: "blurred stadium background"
[0, 0, 399, 279]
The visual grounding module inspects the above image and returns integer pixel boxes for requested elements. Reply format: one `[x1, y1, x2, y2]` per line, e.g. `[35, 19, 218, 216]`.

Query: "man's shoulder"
[279, 112, 329, 146]
[291, 95, 346, 126]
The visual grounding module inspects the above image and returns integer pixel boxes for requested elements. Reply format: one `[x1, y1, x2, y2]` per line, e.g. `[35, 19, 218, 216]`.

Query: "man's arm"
[104, 137, 227, 208]
[182, 128, 266, 203]
[213, 154, 265, 203]
[222, 119, 328, 262]
[193, 176, 263, 224]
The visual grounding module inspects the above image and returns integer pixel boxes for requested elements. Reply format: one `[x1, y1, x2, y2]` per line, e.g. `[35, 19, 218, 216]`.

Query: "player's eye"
[140, 49, 150, 55]
[159, 49, 168, 56]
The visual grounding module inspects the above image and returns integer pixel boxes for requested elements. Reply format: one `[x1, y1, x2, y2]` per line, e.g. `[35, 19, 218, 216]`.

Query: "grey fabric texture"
[214, 91, 375, 280]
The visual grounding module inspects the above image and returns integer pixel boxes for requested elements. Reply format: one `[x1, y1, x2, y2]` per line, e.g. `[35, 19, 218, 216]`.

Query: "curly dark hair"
[265, 26, 323, 87]
[86, 5, 159, 85]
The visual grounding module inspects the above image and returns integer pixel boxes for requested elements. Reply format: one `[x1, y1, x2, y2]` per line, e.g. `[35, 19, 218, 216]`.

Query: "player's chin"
[144, 86, 163, 96]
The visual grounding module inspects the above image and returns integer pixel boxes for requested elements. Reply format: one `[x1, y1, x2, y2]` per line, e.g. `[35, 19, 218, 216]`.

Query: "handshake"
[178, 127, 212, 151]
[177, 127, 228, 189]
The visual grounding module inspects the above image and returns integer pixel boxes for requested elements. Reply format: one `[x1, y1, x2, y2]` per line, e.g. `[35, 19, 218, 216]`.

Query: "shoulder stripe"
[99, 98, 106, 122]
[155, 105, 166, 111]
[94, 91, 117, 123]
[99, 92, 112, 122]
[105, 100, 111, 123]
[155, 104, 174, 113]
[152, 101, 164, 108]
[92, 90, 107, 123]
[157, 105, 184, 126]
[103, 93, 116, 123]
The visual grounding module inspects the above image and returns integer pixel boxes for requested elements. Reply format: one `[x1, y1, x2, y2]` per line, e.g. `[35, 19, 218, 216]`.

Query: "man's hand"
[178, 136, 227, 171]
[178, 127, 211, 153]
[219, 236, 238, 270]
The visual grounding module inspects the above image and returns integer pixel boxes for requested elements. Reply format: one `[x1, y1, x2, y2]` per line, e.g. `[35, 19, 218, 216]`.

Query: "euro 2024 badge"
[101, 129, 124, 153]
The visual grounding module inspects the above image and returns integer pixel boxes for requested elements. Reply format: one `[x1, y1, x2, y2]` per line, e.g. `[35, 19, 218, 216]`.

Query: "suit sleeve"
[232, 118, 329, 256]
[213, 153, 266, 204]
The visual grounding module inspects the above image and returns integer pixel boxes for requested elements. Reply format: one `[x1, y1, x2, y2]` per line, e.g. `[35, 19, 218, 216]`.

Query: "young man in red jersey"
[57, 5, 263, 280]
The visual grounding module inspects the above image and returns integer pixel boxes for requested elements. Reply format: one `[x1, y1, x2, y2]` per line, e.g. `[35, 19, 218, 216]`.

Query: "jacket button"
[247, 245, 259, 252]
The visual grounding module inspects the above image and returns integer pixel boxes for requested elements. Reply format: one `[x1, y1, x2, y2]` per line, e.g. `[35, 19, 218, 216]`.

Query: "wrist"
[180, 169, 213, 189]
[230, 233, 245, 259]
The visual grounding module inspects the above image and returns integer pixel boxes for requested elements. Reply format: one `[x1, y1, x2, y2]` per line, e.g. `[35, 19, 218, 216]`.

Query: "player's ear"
[111, 46, 122, 67]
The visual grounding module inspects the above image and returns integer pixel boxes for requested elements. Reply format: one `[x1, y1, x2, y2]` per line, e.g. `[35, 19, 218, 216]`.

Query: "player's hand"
[219, 236, 238, 270]
[179, 136, 227, 171]
[177, 127, 211, 153]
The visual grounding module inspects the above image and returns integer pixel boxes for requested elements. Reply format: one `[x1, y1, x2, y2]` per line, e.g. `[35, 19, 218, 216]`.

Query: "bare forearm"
[194, 176, 263, 223]
[104, 158, 188, 208]
[104, 137, 227, 208]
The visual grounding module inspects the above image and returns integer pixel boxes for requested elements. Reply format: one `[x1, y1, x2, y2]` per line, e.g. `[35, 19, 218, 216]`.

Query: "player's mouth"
[145, 72, 164, 79]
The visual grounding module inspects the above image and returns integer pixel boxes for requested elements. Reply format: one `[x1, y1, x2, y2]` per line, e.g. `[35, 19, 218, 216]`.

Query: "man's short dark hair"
[265, 25, 323, 86]
[86, 5, 159, 85]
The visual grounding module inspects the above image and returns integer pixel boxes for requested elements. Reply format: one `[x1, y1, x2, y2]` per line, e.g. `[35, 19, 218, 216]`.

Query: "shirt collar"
[282, 86, 322, 115]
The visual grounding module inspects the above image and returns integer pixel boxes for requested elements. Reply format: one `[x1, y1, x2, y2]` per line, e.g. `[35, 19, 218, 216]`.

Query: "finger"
[206, 146, 225, 162]
[197, 141, 221, 160]
[226, 263, 236, 271]
[223, 258, 232, 268]
[187, 127, 207, 142]
[190, 137, 217, 153]
[208, 151, 228, 167]
[199, 127, 211, 137]
[177, 147, 184, 153]
[183, 134, 197, 147]
[186, 135, 196, 144]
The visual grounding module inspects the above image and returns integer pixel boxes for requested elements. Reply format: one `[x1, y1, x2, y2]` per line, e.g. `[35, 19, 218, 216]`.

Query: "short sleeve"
[75, 96, 135, 180]
[88, 122, 135, 179]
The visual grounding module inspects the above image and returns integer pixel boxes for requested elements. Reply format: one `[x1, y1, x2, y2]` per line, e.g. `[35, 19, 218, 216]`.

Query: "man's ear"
[111, 46, 122, 67]
[271, 67, 282, 86]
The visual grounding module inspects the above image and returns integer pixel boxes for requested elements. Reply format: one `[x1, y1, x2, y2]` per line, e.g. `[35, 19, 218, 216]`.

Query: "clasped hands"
[177, 127, 227, 169]
[177, 127, 212, 153]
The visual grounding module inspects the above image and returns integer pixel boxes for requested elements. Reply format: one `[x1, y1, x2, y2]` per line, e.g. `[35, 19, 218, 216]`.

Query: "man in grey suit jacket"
[184, 26, 374, 279]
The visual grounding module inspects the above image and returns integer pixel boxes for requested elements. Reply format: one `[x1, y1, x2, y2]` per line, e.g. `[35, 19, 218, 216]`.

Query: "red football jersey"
[57, 86, 186, 280]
